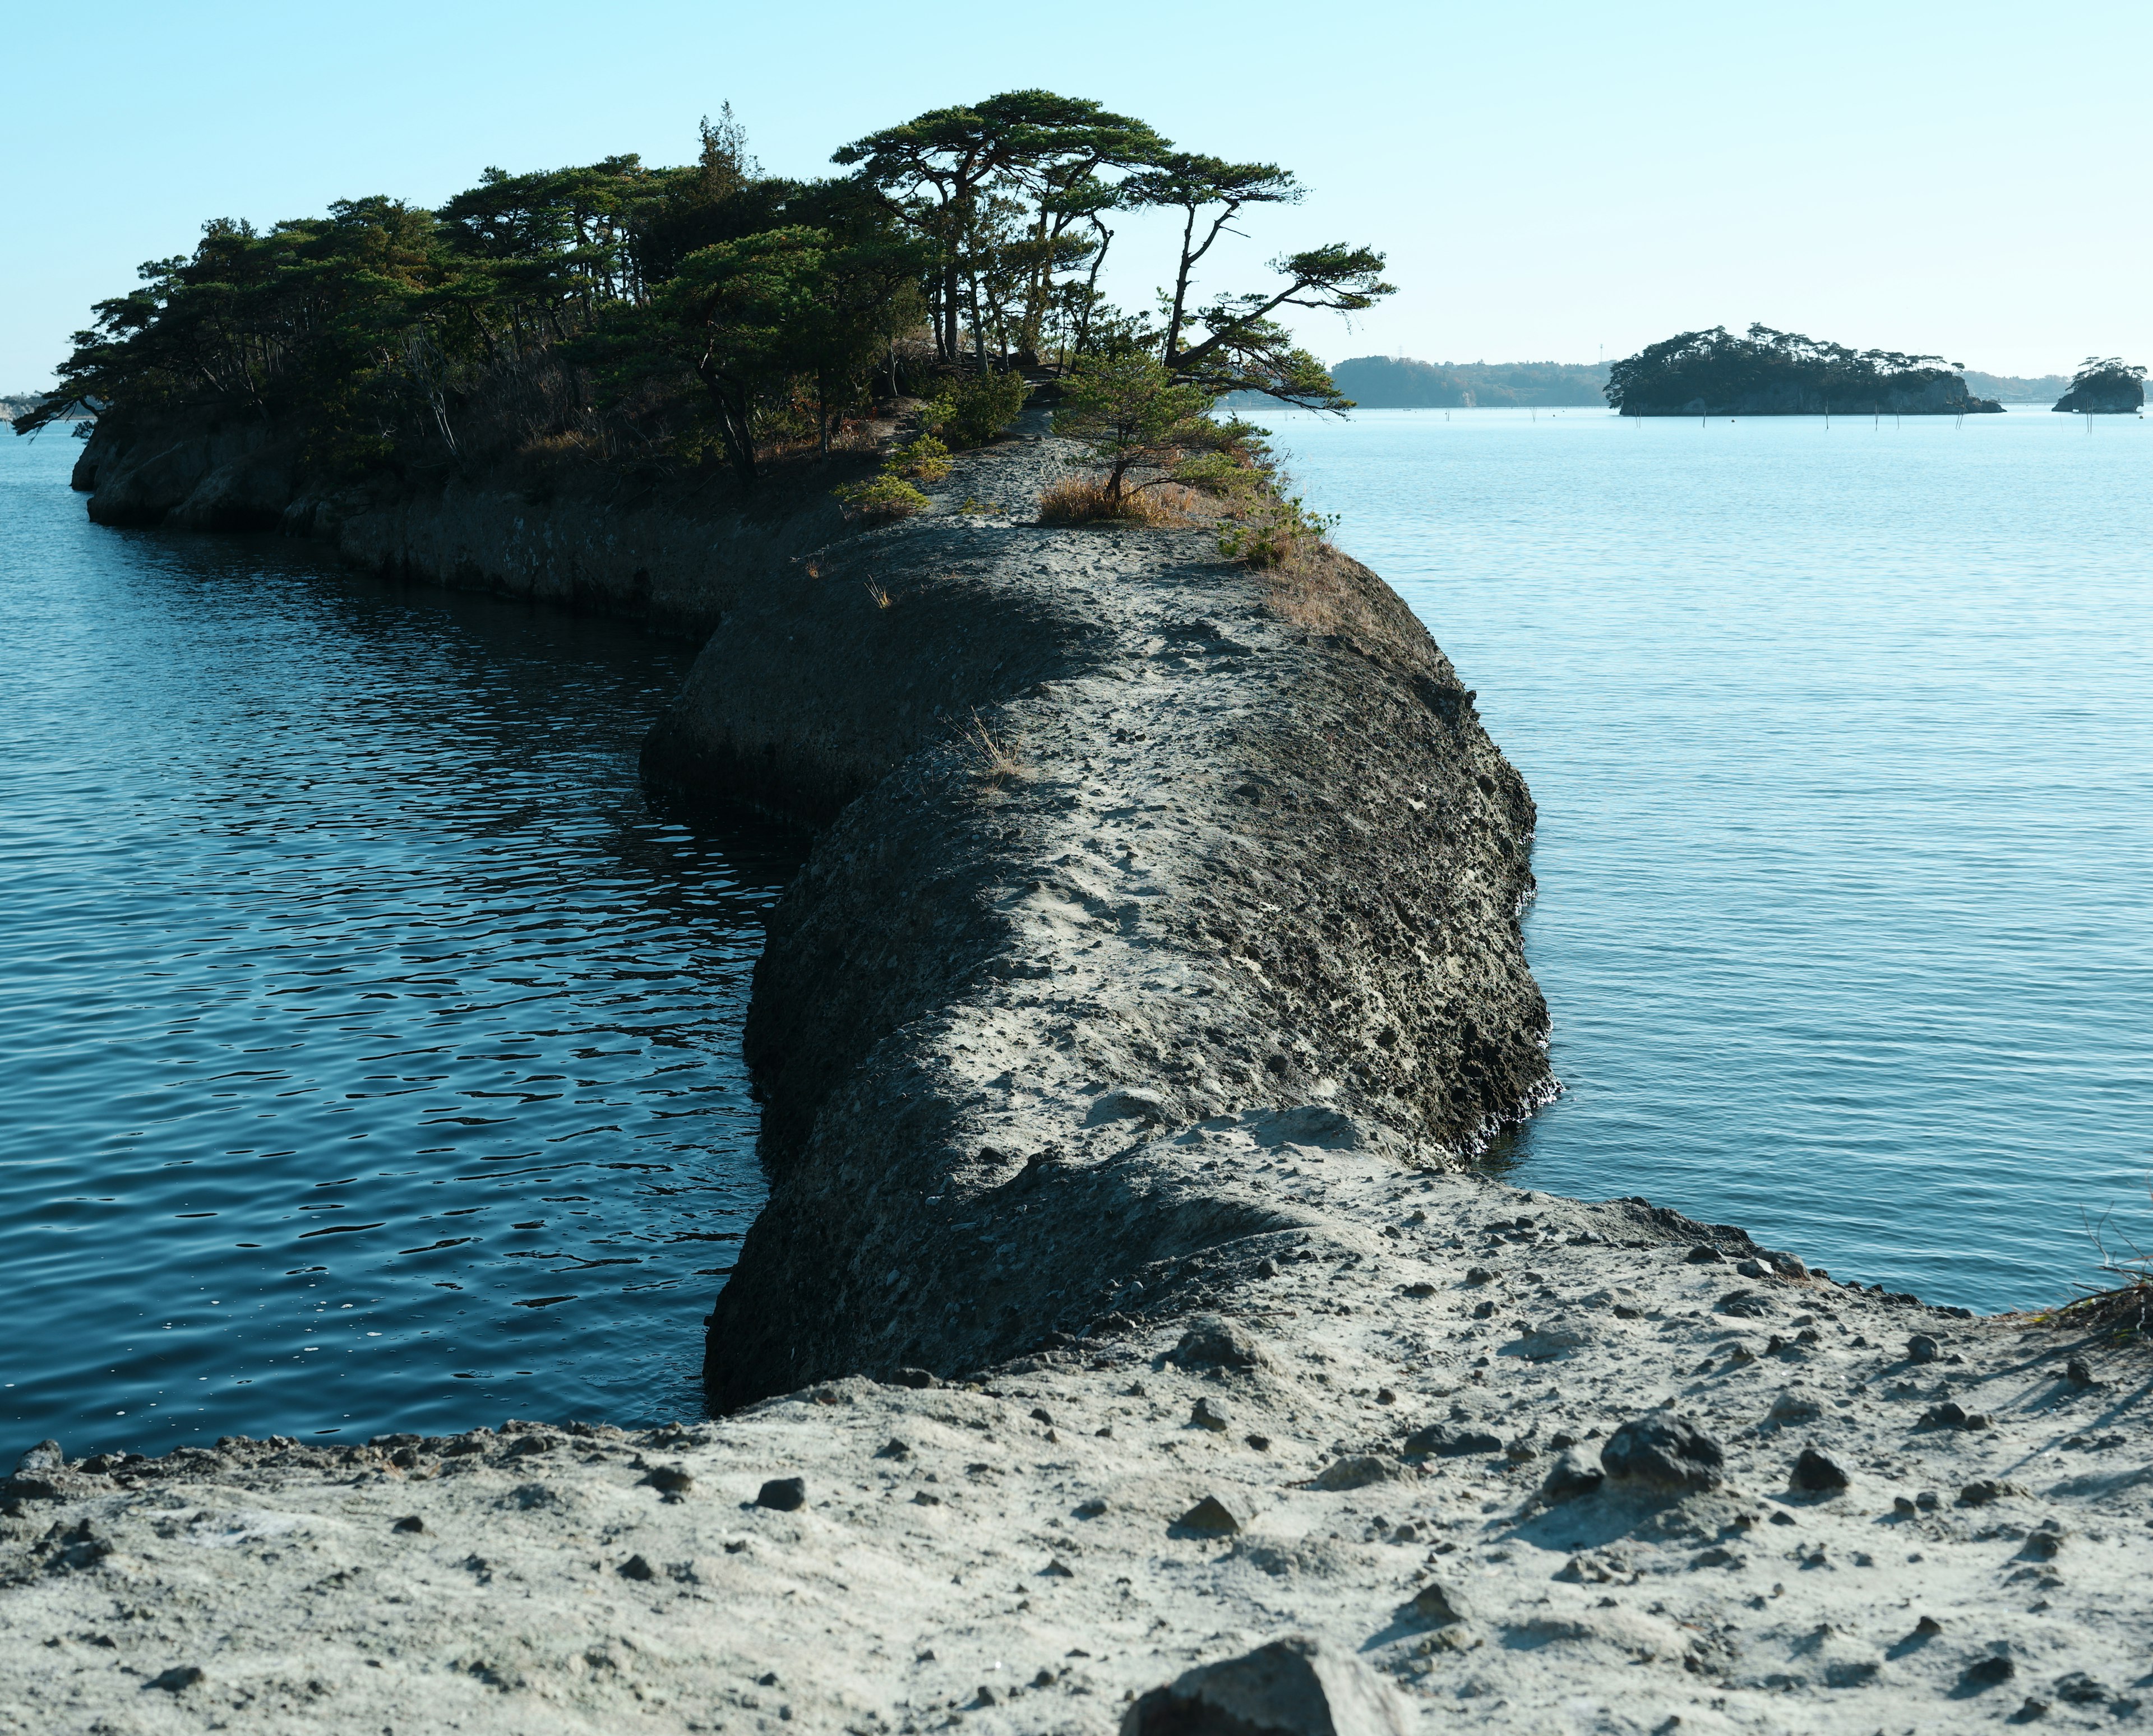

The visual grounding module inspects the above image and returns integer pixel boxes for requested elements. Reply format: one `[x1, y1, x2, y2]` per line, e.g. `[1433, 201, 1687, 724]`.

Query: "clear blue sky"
[7, 0, 2146, 388]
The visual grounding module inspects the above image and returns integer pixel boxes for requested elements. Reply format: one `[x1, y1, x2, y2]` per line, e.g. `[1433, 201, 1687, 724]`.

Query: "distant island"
[1605, 325, 2002, 416]
[1963, 371, 2069, 403]
[2052, 357, 2145, 414]
[1322, 356, 1609, 408]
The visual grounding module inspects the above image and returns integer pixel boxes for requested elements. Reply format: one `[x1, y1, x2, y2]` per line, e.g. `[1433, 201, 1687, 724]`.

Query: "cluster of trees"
[2052, 357, 2145, 413]
[1604, 325, 1998, 416]
[20, 94, 1391, 486]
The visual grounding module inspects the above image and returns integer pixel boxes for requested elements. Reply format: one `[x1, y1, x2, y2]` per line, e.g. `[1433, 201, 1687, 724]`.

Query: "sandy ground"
[6, 1156, 2147, 1733]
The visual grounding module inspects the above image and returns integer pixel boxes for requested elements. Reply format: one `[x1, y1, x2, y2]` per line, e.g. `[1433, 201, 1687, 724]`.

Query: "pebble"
[756, 1476, 807, 1511]
[1190, 1397, 1229, 1432]
[1173, 1494, 1241, 1536]
[1789, 1447, 1849, 1494]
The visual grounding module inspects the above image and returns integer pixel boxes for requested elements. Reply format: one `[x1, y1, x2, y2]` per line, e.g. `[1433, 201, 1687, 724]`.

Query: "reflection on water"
[1273, 405, 2153, 1312]
[0, 434, 800, 1453]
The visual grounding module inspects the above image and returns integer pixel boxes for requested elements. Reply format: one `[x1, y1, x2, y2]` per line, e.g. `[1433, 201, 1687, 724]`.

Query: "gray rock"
[1308, 1455, 1404, 1492]
[1957, 1479, 2025, 1507]
[1766, 1390, 1823, 1426]
[2064, 1357, 2095, 1387]
[1172, 1316, 1271, 1372]
[1173, 1495, 1243, 1536]
[2055, 1672, 2109, 1705]
[618, 1554, 655, 1581]
[1503, 1321, 1591, 1361]
[1790, 1447, 1849, 1494]
[1408, 1580, 1471, 1624]
[1190, 1397, 1230, 1433]
[1539, 1450, 1604, 1504]
[391, 1515, 425, 1534]
[755, 1476, 807, 1511]
[1906, 1333, 1940, 1364]
[1121, 1636, 1408, 1735]
[1599, 1413, 1725, 1493]
[1715, 1288, 1772, 1318]
[1684, 1244, 1725, 1263]
[1962, 1654, 2016, 1689]
[144, 1665, 205, 1693]
[640, 1464, 694, 1494]
[13, 1441, 62, 1476]
[1402, 1423, 1503, 1458]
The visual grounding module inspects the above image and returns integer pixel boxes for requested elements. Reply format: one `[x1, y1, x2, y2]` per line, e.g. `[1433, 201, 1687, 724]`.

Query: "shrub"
[890, 433, 952, 480]
[921, 371, 1029, 448]
[1037, 476, 1194, 527]
[1217, 494, 1339, 568]
[833, 474, 931, 522]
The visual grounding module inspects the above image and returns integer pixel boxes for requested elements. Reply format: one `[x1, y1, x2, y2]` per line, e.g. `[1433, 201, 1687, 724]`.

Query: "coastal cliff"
[644, 423, 1552, 1405]
[71, 413, 879, 640]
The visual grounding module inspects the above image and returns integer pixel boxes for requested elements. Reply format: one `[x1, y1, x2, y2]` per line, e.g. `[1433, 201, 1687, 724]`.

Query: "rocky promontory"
[4, 420, 2147, 1734]
[2051, 360, 2146, 414]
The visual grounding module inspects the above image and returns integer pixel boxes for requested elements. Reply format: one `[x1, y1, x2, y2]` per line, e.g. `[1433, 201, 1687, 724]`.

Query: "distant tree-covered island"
[1605, 324, 2002, 416]
[2051, 357, 2145, 414]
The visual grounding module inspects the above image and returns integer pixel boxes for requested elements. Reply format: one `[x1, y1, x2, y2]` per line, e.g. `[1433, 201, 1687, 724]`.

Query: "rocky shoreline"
[4, 420, 2147, 1733]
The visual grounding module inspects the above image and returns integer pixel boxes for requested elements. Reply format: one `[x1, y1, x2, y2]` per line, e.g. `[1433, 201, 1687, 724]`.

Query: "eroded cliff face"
[646, 427, 1554, 1408]
[71, 414, 872, 640]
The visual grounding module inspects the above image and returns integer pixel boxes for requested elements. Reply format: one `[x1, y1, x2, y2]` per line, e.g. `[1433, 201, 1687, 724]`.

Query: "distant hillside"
[2, 392, 89, 424]
[1221, 355, 1608, 410]
[1963, 371, 2069, 402]
[1326, 356, 1609, 408]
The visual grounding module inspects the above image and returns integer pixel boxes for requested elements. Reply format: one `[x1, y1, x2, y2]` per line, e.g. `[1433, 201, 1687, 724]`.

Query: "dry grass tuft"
[2027, 1197, 2153, 1339]
[1037, 477, 1197, 527]
[865, 578, 893, 609]
[965, 710, 1027, 788]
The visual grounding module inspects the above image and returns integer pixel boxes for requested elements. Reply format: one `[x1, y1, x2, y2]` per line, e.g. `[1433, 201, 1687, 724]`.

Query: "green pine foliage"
[23, 94, 1395, 488]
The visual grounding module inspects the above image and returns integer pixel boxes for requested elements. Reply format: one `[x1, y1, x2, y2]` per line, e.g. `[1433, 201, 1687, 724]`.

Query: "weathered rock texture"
[643, 425, 1551, 1408]
[71, 414, 879, 638]
[16, 413, 2146, 1734]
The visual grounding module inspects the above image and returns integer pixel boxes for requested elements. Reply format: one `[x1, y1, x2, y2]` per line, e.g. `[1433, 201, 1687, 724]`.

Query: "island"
[1605, 323, 2003, 416]
[2052, 357, 2145, 413]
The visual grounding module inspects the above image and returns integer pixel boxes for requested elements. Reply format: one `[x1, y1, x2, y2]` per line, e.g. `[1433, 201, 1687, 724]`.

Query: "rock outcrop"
[71, 413, 878, 639]
[2052, 372, 2146, 414]
[644, 425, 1552, 1408]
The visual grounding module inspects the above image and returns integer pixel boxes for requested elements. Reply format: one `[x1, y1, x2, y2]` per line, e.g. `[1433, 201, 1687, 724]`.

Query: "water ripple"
[0, 435, 798, 1454]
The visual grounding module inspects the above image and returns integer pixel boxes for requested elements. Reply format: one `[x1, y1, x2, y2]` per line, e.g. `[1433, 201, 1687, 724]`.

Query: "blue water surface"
[1270, 404, 2153, 1311]
[0, 432, 798, 1455]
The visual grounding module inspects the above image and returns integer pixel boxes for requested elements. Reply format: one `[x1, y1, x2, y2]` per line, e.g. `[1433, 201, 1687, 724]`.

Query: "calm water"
[1273, 404, 2153, 1311]
[1, 433, 798, 1456]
